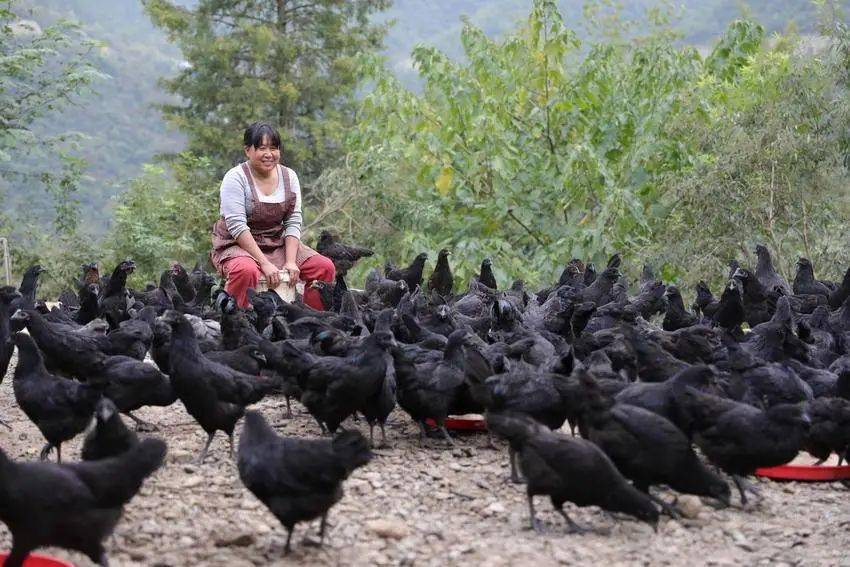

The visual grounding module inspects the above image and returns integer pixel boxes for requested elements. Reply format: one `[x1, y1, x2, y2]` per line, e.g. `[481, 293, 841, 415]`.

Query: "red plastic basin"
[425, 415, 487, 431]
[755, 464, 850, 481]
[0, 553, 74, 566]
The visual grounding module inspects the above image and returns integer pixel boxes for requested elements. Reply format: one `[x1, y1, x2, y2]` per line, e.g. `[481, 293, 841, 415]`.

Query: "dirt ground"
[1, 351, 849, 567]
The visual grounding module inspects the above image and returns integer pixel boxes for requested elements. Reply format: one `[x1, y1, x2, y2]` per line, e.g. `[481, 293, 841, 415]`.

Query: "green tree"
[0, 1, 105, 293]
[144, 0, 390, 178]
[343, 0, 702, 286]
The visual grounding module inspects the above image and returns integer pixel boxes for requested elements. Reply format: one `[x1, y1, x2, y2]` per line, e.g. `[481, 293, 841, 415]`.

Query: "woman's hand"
[282, 261, 300, 284]
[260, 260, 281, 288]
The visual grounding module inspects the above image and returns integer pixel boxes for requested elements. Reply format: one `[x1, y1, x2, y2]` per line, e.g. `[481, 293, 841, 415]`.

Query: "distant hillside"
[1, 0, 840, 236]
[380, 0, 831, 87]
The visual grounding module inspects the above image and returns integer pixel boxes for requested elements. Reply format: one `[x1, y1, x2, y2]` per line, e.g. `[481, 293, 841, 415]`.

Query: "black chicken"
[803, 397, 850, 465]
[793, 258, 831, 298]
[99, 259, 136, 329]
[486, 412, 659, 532]
[0, 438, 165, 566]
[302, 326, 397, 443]
[427, 248, 454, 298]
[160, 310, 278, 462]
[90, 354, 177, 430]
[662, 285, 697, 331]
[315, 230, 374, 276]
[478, 258, 498, 290]
[237, 410, 372, 553]
[391, 329, 477, 444]
[385, 252, 428, 292]
[0, 286, 20, 382]
[8, 264, 46, 332]
[755, 244, 792, 295]
[677, 387, 810, 504]
[582, 398, 731, 511]
[11, 333, 101, 461]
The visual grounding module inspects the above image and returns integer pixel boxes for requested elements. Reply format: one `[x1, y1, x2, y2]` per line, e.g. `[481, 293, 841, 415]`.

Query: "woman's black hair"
[243, 121, 281, 149]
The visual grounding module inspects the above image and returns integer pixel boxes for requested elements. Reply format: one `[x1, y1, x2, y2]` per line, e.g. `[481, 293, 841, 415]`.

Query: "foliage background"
[1, 0, 849, 297]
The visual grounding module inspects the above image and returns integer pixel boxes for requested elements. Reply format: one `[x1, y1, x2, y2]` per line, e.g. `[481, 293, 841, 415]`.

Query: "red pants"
[223, 254, 336, 310]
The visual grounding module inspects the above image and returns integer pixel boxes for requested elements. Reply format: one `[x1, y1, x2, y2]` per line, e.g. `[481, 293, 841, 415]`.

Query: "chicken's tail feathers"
[130, 437, 168, 475]
[67, 437, 167, 507]
[463, 346, 493, 385]
[332, 429, 372, 475]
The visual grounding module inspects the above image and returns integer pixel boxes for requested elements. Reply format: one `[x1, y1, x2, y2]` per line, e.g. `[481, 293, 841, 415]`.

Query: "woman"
[210, 122, 335, 309]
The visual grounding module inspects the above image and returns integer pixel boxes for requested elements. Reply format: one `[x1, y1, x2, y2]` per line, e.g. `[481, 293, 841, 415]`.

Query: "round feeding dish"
[426, 415, 487, 431]
[755, 464, 850, 481]
[0, 552, 75, 567]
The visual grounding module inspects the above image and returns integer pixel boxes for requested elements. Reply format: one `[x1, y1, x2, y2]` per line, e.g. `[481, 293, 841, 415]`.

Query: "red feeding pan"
[425, 414, 487, 431]
[0, 552, 75, 567]
[755, 464, 850, 481]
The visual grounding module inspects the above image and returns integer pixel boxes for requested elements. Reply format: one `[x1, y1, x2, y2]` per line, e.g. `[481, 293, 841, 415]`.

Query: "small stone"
[677, 495, 702, 519]
[182, 464, 196, 474]
[215, 532, 255, 547]
[433, 491, 450, 500]
[367, 519, 410, 540]
[483, 501, 506, 516]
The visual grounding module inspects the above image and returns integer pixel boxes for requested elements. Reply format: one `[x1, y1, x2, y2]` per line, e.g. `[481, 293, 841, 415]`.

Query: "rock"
[214, 532, 255, 547]
[677, 495, 703, 519]
[182, 476, 204, 488]
[182, 464, 197, 474]
[482, 502, 506, 516]
[367, 519, 410, 540]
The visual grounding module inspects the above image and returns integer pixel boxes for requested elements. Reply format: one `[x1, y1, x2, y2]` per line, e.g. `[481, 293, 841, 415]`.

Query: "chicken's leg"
[56, 443, 62, 463]
[527, 494, 543, 533]
[126, 411, 158, 432]
[284, 396, 293, 419]
[319, 513, 328, 546]
[284, 526, 294, 554]
[228, 433, 235, 458]
[438, 425, 455, 447]
[196, 432, 215, 464]
[418, 421, 429, 446]
[556, 507, 590, 534]
[509, 447, 525, 484]
[732, 475, 760, 506]
[647, 493, 681, 518]
[380, 423, 388, 447]
[39, 442, 54, 461]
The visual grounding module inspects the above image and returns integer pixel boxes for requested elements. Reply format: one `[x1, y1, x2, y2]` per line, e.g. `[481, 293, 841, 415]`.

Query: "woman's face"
[245, 135, 280, 175]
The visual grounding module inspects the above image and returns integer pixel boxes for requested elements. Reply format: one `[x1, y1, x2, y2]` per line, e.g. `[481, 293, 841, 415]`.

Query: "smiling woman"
[209, 122, 335, 309]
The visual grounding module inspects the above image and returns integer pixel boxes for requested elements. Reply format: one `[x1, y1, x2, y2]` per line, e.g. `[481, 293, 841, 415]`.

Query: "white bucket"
[257, 270, 302, 303]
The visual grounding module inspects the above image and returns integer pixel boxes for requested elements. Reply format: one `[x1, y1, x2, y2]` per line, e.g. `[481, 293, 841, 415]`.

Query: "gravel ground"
[1, 351, 849, 566]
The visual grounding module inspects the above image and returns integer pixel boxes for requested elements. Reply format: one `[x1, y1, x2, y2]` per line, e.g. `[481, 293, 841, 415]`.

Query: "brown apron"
[210, 162, 317, 275]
